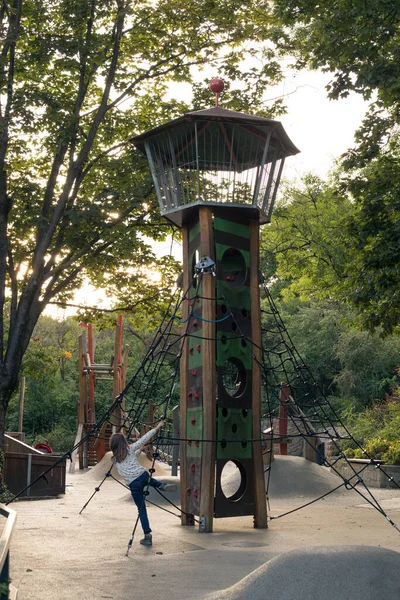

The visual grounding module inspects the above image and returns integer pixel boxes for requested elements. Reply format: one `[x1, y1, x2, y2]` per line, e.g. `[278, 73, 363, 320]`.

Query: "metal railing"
[0, 503, 17, 600]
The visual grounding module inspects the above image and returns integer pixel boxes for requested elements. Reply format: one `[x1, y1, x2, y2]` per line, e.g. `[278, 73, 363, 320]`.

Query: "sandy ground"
[9, 455, 400, 600]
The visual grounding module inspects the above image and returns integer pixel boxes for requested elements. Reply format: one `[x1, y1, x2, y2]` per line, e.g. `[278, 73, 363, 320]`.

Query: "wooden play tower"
[71, 316, 129, 470]
[131, 79, 299, 531]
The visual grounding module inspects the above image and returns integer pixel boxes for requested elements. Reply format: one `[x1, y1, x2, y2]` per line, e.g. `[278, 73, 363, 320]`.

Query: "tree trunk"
[0, 377, 16, 448]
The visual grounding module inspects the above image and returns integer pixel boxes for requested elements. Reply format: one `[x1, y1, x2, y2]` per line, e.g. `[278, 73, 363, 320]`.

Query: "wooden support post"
[172, 405, 180, 477]
[111, 318, 122, 432]
[250, 220, 268, 528]
[88, 324, 95, 424]
[18, 376, 25, 434]
[199, 206, 216, 533]
[78, 332, 86, 470]
[180, 224, 193, 525]
[279, 383, 290, 455]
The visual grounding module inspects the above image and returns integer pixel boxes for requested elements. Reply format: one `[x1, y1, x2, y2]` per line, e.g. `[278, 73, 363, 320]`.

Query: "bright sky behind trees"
[47, 63, 370, 318]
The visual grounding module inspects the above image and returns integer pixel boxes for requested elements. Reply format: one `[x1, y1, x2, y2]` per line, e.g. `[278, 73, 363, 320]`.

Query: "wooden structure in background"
[70, 316, 129, 471]
[4, 434, 66, 498]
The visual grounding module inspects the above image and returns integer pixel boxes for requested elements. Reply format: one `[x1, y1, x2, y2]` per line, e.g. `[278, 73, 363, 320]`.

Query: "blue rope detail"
[173, 313, 231, 324]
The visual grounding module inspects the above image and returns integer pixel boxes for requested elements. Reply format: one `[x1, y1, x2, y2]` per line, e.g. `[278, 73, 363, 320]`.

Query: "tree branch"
[47, 290, 171, 314]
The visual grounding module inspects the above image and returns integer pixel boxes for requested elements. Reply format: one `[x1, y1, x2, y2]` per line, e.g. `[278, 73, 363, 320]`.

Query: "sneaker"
[140, 534, 152, 546]
[159, 483, 177, 492]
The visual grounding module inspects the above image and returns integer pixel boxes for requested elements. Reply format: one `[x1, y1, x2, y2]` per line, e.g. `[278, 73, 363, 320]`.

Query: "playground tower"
[131, 79, 299, 532]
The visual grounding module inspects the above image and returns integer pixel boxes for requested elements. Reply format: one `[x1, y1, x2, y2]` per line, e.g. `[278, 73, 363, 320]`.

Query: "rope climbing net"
[8, 269, 400, 540]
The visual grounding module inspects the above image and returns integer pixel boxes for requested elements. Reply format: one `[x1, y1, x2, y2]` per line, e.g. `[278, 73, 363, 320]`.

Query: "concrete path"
[9, 456, 400, 600]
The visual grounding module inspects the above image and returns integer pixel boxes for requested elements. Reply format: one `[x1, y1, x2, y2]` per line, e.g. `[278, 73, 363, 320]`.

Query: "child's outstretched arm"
[130, 419, 165, 452]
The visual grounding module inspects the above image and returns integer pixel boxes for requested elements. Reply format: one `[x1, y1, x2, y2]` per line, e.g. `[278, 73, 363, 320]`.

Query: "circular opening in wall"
[221, 248, 246, 287]
[220, 460, 247, 501]
[221, 358, 246, 398]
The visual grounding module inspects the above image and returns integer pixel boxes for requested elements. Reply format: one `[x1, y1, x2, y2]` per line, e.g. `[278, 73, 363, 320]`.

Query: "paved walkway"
[10, 456, 400, 600]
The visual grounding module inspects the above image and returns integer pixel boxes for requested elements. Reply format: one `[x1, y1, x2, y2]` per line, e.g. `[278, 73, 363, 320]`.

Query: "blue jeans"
[129, 471, 162, 535]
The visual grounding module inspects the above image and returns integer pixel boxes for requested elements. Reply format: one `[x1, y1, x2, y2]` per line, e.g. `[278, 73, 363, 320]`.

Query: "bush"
[364, 438, 390, 460]
[382, 441, 400, 466]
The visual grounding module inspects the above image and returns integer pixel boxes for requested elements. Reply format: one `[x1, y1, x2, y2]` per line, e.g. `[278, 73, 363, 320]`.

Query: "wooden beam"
[199, 206, 216, 533]
[250, 219, 268, 528]
[78, 334, 86, 426]
[112, 319, 122, 433]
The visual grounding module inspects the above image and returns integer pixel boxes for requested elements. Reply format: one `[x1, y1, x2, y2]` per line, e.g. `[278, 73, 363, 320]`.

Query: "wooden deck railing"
[0, 503, 17, 600]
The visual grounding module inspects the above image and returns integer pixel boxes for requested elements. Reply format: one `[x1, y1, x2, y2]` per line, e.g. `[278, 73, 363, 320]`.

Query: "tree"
[272, 0, 400, 332]
[0, 0, 287, 446]
[261, 174, 354, 302]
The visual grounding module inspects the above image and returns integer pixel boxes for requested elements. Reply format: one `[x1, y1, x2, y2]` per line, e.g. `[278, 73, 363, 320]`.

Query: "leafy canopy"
[0, 0, 289, 445]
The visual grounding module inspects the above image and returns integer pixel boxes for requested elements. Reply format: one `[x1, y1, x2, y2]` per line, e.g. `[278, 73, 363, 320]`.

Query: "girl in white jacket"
[110, 421, 176, 546]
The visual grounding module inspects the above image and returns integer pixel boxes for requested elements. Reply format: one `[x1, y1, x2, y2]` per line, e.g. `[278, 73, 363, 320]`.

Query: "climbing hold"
[189, 347, 194, 355]
[190, 417, 196, 425]
[186, 488, 191, 495]
[188, 439, 193, 446]
[194, 440, 199, 447]
[196, 344, 201, 353]
[190, 463, 195, 472]
[191, 369, 197, 377]
[193, 319, 198, 327]
[194, 391, 200, 399]
[193, 489, 198, 499]
[188, 391, 193, 400]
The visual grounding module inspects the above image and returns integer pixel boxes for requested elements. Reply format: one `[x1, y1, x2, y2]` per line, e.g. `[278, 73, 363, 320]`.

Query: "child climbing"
[110, 421, 177, 546]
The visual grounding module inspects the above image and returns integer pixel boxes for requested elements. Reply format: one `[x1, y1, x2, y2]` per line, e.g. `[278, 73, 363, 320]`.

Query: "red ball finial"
[209, 78, 224, 106]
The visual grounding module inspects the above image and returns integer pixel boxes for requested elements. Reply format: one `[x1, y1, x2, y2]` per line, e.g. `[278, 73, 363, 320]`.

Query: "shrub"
[344, 448, 355, 458]
[382, 441, 400, 466]
[364, 438, 390, 460]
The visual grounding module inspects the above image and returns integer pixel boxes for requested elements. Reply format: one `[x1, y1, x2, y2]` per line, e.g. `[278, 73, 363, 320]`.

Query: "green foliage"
[32, 425, 77, 454]
[334, 329, 400, 410]
[0, 0, 289, 442]
[342, 397, 400, 464]
[273, 0, 400, 106]
[342, 135, 400, 333]
[262, 297, 347, 398]
[261, 175, 354, 304]
[272, 0, 400, 332]
[382, 441, 400, 466]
